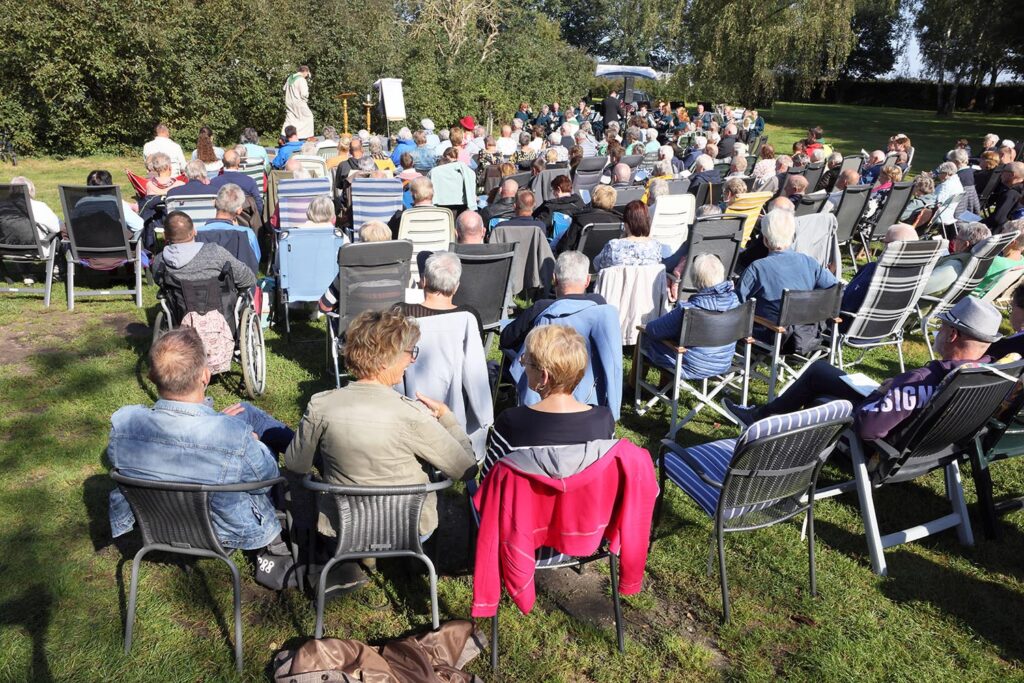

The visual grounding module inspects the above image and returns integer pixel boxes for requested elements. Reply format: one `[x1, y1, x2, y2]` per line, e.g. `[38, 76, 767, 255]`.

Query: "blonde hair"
[592, 184, 617, 211]
[358, 221, 391, 242]
[344, 310, 420, 380]
[880, 165, 903, 184]
[523, 325, 588, 395]
[337, 133, 352, 154]
[450, 127, 465, 147]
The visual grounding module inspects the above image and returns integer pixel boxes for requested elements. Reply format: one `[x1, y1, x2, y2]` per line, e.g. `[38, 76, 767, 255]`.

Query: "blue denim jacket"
[107, 400, 281, 550]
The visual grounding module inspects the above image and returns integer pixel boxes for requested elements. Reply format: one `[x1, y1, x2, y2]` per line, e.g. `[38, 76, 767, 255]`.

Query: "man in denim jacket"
[107, 328, 292, 550]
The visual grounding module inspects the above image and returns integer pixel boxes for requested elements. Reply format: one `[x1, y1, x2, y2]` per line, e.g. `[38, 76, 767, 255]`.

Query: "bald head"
[884, 223, 918, 244]
[500, 178, 519, 198]
[612, 163, 631, 184]
[767, 197, 795, 213]
[785, 175, 809, 195]
[456, 211, 485, 243]
[222, 149, 240, 169]
[837, 169, 860, 190]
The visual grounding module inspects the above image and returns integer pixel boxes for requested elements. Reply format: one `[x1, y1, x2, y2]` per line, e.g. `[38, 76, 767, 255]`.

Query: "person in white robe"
[282, 66, 314, 139]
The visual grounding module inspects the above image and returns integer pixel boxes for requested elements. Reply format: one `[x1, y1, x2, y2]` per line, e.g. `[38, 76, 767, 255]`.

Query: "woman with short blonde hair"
[482, 324, 614, 474]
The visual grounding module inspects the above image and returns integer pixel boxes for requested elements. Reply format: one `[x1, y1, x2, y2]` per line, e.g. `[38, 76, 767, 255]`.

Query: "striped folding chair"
[657, 400, 853, 621]
[165, 194, 218, 226]
[351, 177, 405, 234]
[276, 177, 332, 228]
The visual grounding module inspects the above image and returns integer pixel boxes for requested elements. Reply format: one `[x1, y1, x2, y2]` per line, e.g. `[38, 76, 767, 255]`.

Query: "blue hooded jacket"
[641, 280, 740, 379]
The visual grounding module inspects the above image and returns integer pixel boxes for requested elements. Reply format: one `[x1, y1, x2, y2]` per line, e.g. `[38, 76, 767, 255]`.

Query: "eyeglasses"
[406, 345, 420, 361]
[521, 355, 540, 369]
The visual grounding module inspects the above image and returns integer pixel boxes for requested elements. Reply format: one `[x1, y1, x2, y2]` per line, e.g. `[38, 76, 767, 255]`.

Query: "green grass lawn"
[2, 102, 1024, 681]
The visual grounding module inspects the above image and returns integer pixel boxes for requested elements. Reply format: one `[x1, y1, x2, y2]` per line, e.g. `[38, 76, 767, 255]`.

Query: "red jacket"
[471, 439, 659, 617]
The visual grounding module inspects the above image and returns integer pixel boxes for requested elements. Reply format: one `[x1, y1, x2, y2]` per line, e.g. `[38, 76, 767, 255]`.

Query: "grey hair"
[214, 183, 245, 213]
[548, 132, 562, 145]
[398, 127, 412, 140]
[950, 149, 969, 166]
[9, 176, 35, 198]
[695, 154, 714, 171]
[653, 159, 674, 176]
[300, 142, 317, 155]
[691, 253, 726, 290]
[422, 251, 462, 296]
[957, 222, 991, 245]
[810, 148, 825, 163]
[519, 132, 532, 146]
[693, 136, 707, 150]
[937, 161, 958, 176]
[659, 145, 674, 161]
[646, 128, 658, 142]
[368, 139, 383, 154]
[184, 159, 208, 181]
[357, 157, 376, 172]
[241, 127, 260, 144]
[913, 174, 935, 195]
[696, 204, 722, 218]
[305, 196, 335, 223]
[148, 152, 172, 174]
[762, 208, 797, 250]
[648, 178, 669, 203]
[439, 129, 450, 141]
[828, 151, 843, 166]
[554, 250, 590, 284]
[322, 125, 338, 141]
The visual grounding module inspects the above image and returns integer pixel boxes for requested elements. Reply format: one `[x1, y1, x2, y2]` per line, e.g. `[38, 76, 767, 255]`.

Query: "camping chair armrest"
[753, 315, 785, 334]
[918, 294, 940, 305]
[666, 271, 680, 284]
[659, 440, 723, 490]
[637, 323, 688, 354]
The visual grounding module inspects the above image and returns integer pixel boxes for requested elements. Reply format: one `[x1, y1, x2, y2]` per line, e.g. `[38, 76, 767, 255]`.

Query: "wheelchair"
[152, 263, 267, 398]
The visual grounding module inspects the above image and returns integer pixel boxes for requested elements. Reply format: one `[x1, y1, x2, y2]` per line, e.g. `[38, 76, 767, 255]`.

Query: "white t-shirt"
[142, 137, 188, 176]
[30, 199, 61, 256]
[496, 137, 517, 157]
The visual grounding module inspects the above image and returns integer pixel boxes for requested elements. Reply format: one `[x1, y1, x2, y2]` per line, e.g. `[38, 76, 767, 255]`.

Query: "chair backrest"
[291, 155, 330, 182]
[714, 162, 732, 176]
[786, 167, 807, 179]
[839, 155, 863, 176]
[678, 298, 755, 347]
[877, 361, 1024, 483]
[239, 162, 267, 191]
[488, 224, 555, 295]
[803, 162, 826, 189]
[595, 264, 668, 345]
[276, 227, 347, 303]
[318, 147, 339, 161]
[351, 177, 404, 230]
[928, 231, 1020, 316]
[0, 183, 46, 258]
[978, 168, 1004, 207]
[164, 193, 218, 227]
[612, 186, 645, 209]
[451, 245, 516, 330]
[666, 178, 691, 195]
[124, 170, 149, 198]
[530, 169, 572, 204]
[842, 238, 946, 341]
[577, 222, 624, 271]
[716, 400, 853, 528]
[865, 181, 915, 240]
[776, 284, 843, 328]
[793, 191, 828, 217]
[621, 155, 643, 171]
[793, 212, 840, 270]
[933, 191, 964, 227]
[981, 266, 1024, 305]
[725, 191, 772, 246]
[508, 171, 533, 188]
[335, 240, 414, 332]
[58, 185, 134, 261]
[832, 184, 872, 245]
[650, 194, 696, 253]
[110, 471, 228, 555]
[678, 215, 746, 299]
[304, 476, 452, 558]
[572, 158, 606, 195]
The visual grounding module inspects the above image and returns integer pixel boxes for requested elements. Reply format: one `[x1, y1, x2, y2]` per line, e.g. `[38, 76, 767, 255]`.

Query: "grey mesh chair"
[577, 222, 624, 273]
[635, 299, 756, 434]
[666, 178, 691, 195]
[831, 184, 872, 266]
[803, 161, 826, 190]
[110, 470, 287, 673]
[752, 284, 844, 400]
[838, 155, 864, 177]
[916, 230, 1019, 359]
[572, 157, 607, 196]
[793, 191, 828, 217]
[676, 215, 746, 300]
[856, 181, 915, 258]
[612, 186, 645, 210]
[816, 361, 1024, 575]
[59, 184, 144, 310]
[0, 183, 58, 306]
[657, 400, 853, 621]
[326, 240, 413, 387]
[302, 475, 452, 638]
[450, 243, 516, 349]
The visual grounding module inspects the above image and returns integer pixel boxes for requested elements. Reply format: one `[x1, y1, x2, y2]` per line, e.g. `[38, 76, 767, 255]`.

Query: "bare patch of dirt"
[0, 311, 141, 371]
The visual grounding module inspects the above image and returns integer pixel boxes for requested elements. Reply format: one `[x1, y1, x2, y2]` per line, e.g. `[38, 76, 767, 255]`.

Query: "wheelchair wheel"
[151, 310, 171, 346]
[239, 306, 267, 398]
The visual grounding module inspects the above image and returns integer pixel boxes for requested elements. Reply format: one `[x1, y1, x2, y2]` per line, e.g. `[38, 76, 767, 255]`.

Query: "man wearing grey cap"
[726, 296, 1003, 441]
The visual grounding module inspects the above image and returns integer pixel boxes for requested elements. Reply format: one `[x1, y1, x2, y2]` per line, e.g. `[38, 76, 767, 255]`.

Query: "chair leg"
[66, 253, 74, 311]
[922, 318, 936, 361]
[652, 451, 668, 536]
[315, 557, 341, 638]
[417, 553, 440, 630]
[807, 505, 817, 597]
[490, 613, 499, 671]
[970, 440, 1000, 539]
[633, 341, 643, 410]
[44, 247, 55, 307]
[134, 253, 143, 308]
[945, 461, 974, 547]
[608, 553, 625, 653]
[851, 442, 887, 576]
[223, 557, 244, 673]
[895, 339, 906, 373]
[124, 547, 152, 653]
[717, 529, 730, 623]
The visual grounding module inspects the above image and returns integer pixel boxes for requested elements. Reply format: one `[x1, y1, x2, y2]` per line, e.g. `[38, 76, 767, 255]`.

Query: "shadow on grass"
[0, 585, 54, 682]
